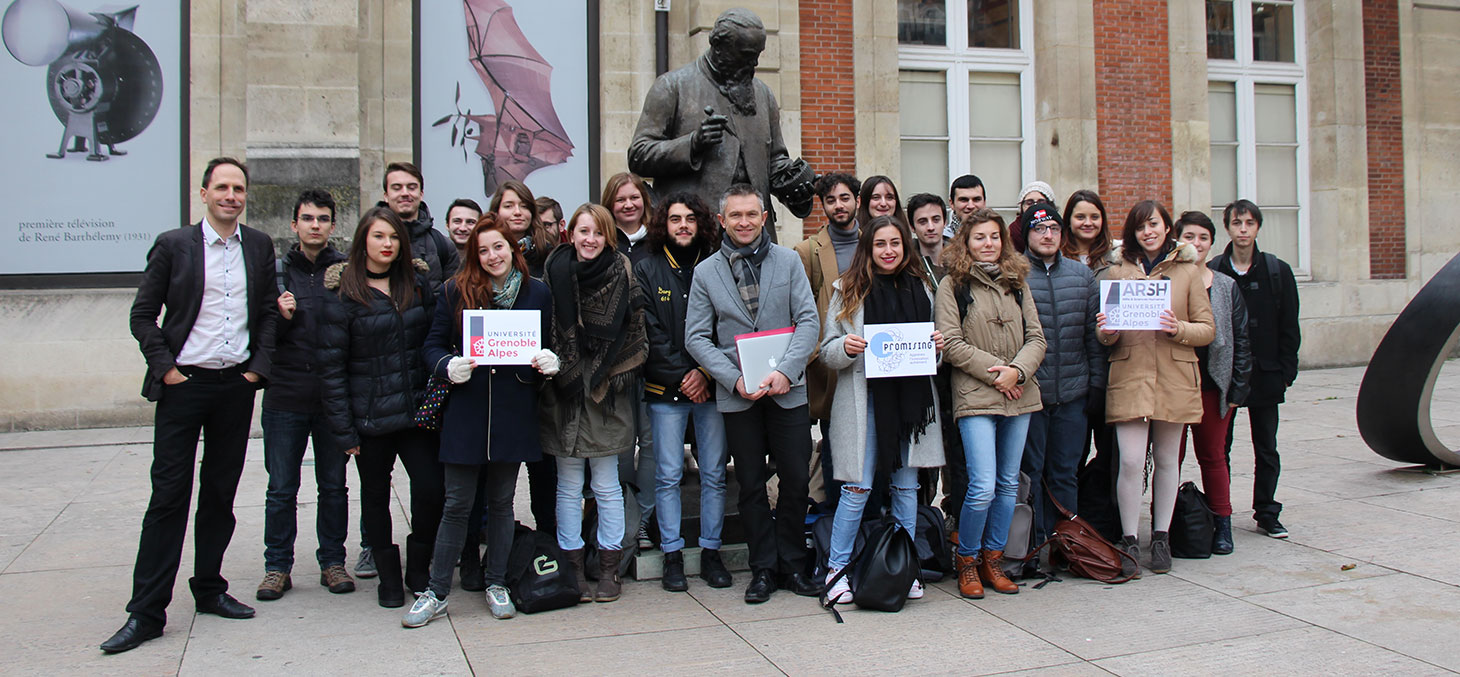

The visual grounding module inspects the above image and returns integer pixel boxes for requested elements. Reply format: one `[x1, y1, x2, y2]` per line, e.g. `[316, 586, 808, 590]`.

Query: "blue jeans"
[1022, 399, 1086, 547]
[556, 455, 625, 551]
[649, 400, 728, 552]
[828, 398, 919, 571]
[956, 413, 1031, 556]
[261, 408, 349, 572]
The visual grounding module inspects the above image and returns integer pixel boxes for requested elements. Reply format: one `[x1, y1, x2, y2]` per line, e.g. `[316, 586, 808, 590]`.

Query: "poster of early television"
[417, 1, 597, 219]
[0, 0, 183, 275]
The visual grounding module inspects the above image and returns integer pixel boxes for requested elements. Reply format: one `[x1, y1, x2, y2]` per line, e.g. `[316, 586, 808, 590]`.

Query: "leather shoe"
[744, 569, 777, 604]
[101, 617, 163, 654]
[781, 571, 822, 597]
[196, 593, 255, 619]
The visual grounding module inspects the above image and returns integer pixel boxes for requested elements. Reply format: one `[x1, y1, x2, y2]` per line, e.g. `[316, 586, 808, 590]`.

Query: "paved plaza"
[3, 362, 1460, 675]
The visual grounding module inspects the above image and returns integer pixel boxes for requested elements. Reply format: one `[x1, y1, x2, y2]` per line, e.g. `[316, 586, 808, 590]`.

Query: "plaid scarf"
[720, 229, 770, 320]
[544, 245, 646, 403]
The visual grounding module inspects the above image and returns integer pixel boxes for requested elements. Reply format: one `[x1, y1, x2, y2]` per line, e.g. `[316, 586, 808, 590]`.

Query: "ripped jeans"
[826, 396, 919, 572]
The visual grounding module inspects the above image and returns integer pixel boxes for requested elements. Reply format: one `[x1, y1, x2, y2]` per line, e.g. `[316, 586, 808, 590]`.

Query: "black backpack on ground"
[1169, 481, 1215, 559]
[1077, 447, 1123, 543]
[913, 504, 951, 582]
[822, 517, 919, 622]
[505, 525, 580, 613]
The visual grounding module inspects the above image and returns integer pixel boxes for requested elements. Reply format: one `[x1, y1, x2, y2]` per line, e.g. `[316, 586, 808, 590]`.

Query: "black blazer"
[129, 222, 279, 401]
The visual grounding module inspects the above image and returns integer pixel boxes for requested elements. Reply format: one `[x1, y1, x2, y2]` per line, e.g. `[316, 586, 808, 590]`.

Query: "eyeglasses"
[1019, 198, 1042, 209]
[296, 214, 333, 224]
[1028, 223, 1062, 234]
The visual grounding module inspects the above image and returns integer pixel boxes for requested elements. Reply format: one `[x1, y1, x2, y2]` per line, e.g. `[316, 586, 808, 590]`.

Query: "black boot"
[405, 541, 432, 595]
[374, 545, 405, 608]
[661, 551, 688, 592]
[459, 531, 485, 592]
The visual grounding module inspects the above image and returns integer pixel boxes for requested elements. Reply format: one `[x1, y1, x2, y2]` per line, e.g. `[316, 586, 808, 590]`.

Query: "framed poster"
[416, 0, 599, 218]
[0, 0, 186, 280]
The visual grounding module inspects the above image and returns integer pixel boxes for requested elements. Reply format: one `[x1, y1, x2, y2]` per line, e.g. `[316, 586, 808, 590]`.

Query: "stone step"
[629, 544, 750, 581]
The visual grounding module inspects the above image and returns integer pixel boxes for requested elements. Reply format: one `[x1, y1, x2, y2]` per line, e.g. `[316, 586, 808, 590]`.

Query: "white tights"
[1114, 419, 1185, 538]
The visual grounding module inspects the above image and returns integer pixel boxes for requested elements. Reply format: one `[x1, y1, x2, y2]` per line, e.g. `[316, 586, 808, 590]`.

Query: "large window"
[898, 0, 1032, 216]
[1207, 0, 1307, 274]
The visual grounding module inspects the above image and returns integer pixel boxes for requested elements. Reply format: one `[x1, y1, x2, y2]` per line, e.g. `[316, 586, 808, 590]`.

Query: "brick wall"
[798, 0, 856, 238]
[1363, 0, 1405, 279]
[1091, 0, 1172, 230]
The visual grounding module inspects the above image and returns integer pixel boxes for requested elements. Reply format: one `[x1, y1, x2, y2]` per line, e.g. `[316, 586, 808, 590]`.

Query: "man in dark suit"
[103, 157, 278, 654]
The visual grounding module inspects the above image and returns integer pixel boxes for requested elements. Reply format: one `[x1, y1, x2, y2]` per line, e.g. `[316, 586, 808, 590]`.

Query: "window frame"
[897, 0, 1035, 213]
[1207, 0, 1310, 277]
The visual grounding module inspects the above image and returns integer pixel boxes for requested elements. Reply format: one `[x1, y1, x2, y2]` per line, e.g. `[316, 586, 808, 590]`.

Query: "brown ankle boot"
[562, 548, 592, 603]
[979, 549, 1019, 595]
[953, 552, 984, 599]
[595, 549, 623, 602]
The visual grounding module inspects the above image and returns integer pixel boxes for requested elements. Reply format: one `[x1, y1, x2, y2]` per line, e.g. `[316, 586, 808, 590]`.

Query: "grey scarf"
[721, 229, 771, 319]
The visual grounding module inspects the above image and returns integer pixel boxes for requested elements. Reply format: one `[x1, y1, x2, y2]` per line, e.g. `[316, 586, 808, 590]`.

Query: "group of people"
[104, 155, 1299, 653]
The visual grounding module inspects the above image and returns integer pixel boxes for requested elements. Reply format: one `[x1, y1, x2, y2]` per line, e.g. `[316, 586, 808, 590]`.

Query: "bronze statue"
[629, 8, 815, 242]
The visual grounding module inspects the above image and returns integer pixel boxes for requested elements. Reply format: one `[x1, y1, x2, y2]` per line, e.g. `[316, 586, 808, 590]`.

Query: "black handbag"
[822, 517, 918, 622]
[505, 525, 581, 613]
[1169, 481, 1215, 559]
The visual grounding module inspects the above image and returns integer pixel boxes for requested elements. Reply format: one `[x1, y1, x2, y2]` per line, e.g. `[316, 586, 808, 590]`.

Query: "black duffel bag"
[505, 525, 581, 614]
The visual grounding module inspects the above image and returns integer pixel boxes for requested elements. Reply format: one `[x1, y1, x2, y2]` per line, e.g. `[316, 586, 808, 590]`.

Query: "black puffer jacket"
[1025, 253, 1104, 406]
[634, 246, 713, 402]
[317, 259, 435, 450]
[263, 244, 348, 413]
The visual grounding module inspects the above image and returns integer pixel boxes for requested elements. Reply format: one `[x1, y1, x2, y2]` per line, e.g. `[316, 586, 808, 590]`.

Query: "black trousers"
[356, 428, 445, 555]
[1227, 404, 1283, 520]
[526, 457, 557, 533]
[724, 400, 812, 575]
[126, 368, 255, 627]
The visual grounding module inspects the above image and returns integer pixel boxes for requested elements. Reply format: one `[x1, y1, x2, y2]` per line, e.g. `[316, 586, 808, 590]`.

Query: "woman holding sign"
[318, 206, 443, 609]
[402, 215, 557, 627]
[540, 203, 648, 604]
[935, 208, 1046, 599]
[818, 215, 946, 604]
[1097, 201, 1215, 577]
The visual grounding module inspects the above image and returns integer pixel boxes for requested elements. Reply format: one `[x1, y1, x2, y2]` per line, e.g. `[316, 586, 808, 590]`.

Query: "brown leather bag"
[1023, 491, 1138, 584]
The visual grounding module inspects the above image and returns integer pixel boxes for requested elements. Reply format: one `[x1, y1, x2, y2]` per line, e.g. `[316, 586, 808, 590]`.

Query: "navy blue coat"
[424, 277, 551, 465]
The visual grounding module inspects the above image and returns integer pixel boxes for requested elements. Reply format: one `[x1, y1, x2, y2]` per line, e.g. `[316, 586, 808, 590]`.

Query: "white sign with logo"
[863, 322, 937, 379]
[1099, 280, 1173, 331]
[462, 310, 540, 365]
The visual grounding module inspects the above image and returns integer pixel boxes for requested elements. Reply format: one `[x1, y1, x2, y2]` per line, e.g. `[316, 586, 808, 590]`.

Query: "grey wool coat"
[818, 282, 945, 484]
[684, 242, 821, 414]
[1205, 271, 1253, 408]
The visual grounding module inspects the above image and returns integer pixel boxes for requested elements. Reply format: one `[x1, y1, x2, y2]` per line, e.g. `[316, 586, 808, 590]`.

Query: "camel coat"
[933, 265, 1046, 419]
[1098, 243, 1216, 424]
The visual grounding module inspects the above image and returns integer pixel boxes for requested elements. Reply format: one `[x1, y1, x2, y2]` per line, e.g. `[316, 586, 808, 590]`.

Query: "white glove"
[533, 349, 560, 376]
[447, 356, 476, 384]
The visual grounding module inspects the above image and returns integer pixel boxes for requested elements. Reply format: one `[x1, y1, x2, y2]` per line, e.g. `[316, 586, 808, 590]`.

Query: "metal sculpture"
[2, 0, 163, 161]
[1357, 252, 1460, 467]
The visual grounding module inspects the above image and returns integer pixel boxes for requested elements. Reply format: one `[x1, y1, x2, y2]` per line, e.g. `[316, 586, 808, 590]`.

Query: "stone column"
[1167, 0, 1211, 215]
[1034, 0, 1101, 203]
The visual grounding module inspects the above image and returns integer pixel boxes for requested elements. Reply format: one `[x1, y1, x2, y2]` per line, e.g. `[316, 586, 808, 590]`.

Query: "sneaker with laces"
[636, 522, 653, 551]
[485, 584, 516, 619]
[355, 548, 378, 579]
[320, 564, 356, 594]
[401, 590, 447, 628]
[907, 578, 924, 600]
[256, 571, 291, 601]
[1257, 516, 1289, 539]
[825, 568, 852, 605]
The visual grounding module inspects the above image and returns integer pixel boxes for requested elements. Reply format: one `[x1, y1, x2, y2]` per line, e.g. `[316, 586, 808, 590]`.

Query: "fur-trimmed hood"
[323, 258, 431, 290]
[1106, 241, 1199, 266]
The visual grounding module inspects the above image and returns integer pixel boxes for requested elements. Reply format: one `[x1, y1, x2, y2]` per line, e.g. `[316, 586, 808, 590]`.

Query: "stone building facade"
[1, 0, 1456, 430]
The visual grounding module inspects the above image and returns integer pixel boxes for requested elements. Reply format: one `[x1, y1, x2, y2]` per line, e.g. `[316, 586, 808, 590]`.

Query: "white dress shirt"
[175, 219, 251, 369]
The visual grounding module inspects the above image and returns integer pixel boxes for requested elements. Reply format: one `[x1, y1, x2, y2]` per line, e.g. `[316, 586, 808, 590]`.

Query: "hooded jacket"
[263, 243, 348, 413]
[1098, 242, 1215, 424]
[316, 259, 435, 450]
[933, 265, 1046, 419]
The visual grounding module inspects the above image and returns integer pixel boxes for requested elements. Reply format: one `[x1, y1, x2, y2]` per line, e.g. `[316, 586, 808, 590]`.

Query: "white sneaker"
[908, 579, 924, 600]
[401, 590, 447, 628]
[825, 569, 852, 605]
[485, 584, 516, 619]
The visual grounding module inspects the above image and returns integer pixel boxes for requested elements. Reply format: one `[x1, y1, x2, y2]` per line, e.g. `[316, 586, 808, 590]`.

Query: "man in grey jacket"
[1020, 203, 1103, 558]
[686, 184, 821, 603]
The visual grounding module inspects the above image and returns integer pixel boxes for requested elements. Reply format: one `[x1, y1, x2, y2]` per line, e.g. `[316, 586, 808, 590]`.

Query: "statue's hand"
[784, 177, 816, 207]
[691, 114, 729, 154]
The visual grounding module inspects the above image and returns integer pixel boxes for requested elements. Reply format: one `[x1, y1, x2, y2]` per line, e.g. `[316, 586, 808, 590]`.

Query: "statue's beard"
[708, 55, 758, 116]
